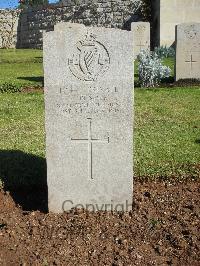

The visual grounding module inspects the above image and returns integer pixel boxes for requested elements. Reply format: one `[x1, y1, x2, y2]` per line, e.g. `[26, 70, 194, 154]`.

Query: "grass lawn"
[135, 87, 200, 178]
[0, 49, 199, 187]
[0, 49, 43, 87]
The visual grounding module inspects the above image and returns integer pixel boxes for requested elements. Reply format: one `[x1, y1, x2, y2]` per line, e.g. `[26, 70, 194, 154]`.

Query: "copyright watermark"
[62, 200, 132, 212]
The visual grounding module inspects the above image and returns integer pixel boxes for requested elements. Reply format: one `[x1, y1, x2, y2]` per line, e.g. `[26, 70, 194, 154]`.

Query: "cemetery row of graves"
[0, 47, 199, 189]
[0, 21, 199, 264]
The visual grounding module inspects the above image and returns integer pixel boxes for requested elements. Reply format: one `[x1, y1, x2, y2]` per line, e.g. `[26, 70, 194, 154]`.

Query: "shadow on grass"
[0, 150, 47, 212]
[134, 76, 175, 88]
[161, 76, 175, 84]
[17, 76, 44, 85]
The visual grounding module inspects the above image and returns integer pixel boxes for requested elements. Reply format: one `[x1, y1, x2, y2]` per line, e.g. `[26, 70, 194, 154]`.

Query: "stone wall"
[0, 0, 143, 49]
[0, 9, 20, 48]
[3, 0, 200, 50]
[157, 0, 200, 47]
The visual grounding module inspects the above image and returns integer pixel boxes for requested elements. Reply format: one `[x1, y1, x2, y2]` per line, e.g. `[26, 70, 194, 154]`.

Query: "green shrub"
[138, 50, 171, 87]
[154, 46, 175, 58]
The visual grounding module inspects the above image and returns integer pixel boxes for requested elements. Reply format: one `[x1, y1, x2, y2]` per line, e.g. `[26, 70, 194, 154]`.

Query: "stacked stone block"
[0, 0, 142, 49]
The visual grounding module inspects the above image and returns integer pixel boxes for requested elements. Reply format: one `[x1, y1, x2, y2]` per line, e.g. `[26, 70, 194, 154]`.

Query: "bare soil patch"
[21, 86, 44, 93]
[0, 179, 199, 265]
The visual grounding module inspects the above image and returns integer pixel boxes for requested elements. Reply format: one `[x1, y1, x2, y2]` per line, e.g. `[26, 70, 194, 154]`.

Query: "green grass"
[0, 49, 199, 187]
[0, 92, 45, 187]
[163, 57, 174, 70]
[135, 87, 200, 178]
[0, 49, 43, 87]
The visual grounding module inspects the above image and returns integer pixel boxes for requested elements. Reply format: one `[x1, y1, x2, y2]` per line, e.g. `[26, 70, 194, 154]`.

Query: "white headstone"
[43, 23, 134, 213]
[176, 23, 200, 81]
[132, 22, 150, 58]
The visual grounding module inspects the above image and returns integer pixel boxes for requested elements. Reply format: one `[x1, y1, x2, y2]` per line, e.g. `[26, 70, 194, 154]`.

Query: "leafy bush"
[0, 83, 22, 93]
[140, 0, 151, 22]
[154, 46, 175, 58]
[137, 50, 171, 87]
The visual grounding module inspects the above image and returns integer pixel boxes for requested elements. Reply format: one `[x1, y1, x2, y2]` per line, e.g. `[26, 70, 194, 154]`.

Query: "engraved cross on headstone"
[71, 118, 109, 180]
[185, 54, 197, 71]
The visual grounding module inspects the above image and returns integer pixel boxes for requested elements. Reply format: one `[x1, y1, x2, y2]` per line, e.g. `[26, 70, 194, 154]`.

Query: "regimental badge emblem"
[68, 31, 110, 81]
[136, 25, 145, 34]
[184, 25, 198, 39]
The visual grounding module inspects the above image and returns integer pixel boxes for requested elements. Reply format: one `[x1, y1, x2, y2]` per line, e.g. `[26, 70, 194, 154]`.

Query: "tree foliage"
[140, 0, 152, 22]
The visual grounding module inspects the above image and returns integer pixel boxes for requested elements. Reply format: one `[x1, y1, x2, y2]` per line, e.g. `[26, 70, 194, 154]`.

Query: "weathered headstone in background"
[44, 23, 133, 213]
[156, 0, 200, 47]
[176, 23, 200, 81]
[132, 22, 150, 58]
